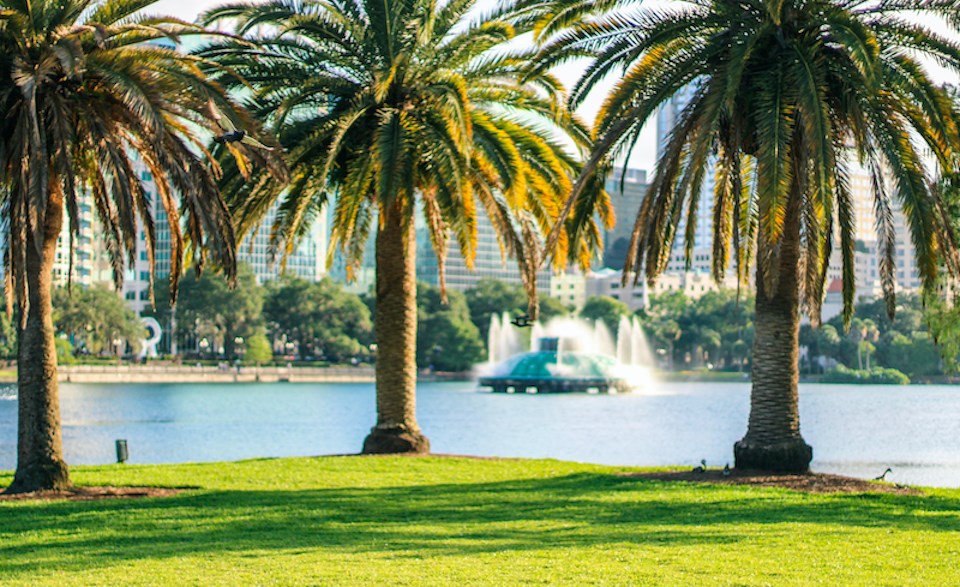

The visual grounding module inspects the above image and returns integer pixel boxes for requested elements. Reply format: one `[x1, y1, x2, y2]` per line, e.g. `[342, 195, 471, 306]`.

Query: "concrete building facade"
[416, 209, 552, 295]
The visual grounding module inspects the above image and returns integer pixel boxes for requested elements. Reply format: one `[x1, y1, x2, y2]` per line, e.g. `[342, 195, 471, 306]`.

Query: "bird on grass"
[874, 468, 893, 481]
[692, 459, 706, 473]
[208, 100, 273, 150]
[723, 463, 731, 477]
[510, 314, 532, 328]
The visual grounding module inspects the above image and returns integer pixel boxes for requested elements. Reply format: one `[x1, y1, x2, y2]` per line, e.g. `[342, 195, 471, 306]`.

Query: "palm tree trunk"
[734, 189, 812, 473]
[362, 201, 429, 454]
[6, 195, 70, 493]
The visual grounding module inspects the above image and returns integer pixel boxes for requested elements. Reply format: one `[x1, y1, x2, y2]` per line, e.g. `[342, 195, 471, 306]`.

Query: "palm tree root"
[734, 437, 812, 473]
[4, 460, 71, 494]
[362, 426, 430, 454]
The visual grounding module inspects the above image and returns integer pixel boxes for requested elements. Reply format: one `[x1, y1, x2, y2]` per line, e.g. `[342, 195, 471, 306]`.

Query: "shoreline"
[45, 365, 474, 384]
[0, 365, 953, 385]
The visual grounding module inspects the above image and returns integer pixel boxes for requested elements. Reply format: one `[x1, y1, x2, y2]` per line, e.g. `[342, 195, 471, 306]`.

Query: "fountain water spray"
[478, 312, 658, 393]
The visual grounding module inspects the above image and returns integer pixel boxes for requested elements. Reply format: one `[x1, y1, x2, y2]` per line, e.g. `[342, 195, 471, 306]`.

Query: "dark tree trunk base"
[362, 426, 430, 454]
[4, 460, 70, 494]
[734, 437, 812, 473]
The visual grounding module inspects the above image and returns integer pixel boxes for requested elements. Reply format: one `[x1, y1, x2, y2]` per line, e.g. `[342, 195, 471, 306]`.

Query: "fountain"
[477, 314, 657, 394]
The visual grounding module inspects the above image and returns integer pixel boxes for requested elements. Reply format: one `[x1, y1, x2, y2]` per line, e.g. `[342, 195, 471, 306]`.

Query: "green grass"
[2, 456, 960, 585]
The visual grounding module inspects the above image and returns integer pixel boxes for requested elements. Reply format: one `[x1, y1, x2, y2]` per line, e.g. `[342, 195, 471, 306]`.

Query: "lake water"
[2, 381, 960, 488]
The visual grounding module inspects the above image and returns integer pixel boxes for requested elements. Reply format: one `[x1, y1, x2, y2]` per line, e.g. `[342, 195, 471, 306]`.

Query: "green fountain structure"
[477, 315, 656, 394]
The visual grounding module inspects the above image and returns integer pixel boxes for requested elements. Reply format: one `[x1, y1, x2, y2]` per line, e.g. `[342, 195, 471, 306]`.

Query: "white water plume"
[480, 311, 659, 391]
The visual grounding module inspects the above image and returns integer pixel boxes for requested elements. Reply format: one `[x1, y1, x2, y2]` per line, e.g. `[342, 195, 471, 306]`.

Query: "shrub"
[821, 364, 909, 384]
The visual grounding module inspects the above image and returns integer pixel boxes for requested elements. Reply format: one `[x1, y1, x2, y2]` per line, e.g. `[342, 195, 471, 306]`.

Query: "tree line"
[3, 276, 568, 372]
[25, 272, 946, 385]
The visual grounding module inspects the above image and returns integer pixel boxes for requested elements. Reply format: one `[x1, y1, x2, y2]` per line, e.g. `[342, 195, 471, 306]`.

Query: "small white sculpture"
[140, 317, 163, 358]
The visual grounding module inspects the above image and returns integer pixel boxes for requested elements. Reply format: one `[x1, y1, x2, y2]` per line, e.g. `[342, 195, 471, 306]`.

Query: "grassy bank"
[2, 456, 959, 585]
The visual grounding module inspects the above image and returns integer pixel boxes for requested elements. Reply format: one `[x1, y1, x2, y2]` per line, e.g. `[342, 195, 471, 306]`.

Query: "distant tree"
[53, 286, 143, 356]
[465, 279, 528, 337]
[647, 291, 689, 319]
[0, 309, 15, 359]
[418, 284, 485, 371]
[54, 338, 75, 366]
[176, 264, 264, 359]
[579, 296, 630, 332]
[801, 324, 841, 373]
[244, 333, 273, 365]
[264, 277, 372, 362]
[538, 295, 570, 323]
[879, 331, 941, 380]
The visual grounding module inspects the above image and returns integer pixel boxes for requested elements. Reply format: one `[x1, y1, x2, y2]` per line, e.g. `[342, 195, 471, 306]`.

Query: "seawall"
[56, 365, 377, 384]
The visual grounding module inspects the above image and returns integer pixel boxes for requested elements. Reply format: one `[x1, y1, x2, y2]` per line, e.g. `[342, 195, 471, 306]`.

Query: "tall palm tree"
[536, 0, 960, 471]
[201, 0, 610, 453]
[0, 0, 272, 493]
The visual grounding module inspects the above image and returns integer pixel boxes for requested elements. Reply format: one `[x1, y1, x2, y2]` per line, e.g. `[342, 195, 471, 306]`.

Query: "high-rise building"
[236, 203, 328, 285]
[655, 85, 716, 253]
[656, 90, 722, 278]
[824, 156, 923, 303]
[416, 208, 551, 295]
[51, 191, 114, 288]
[602, 167, 648, 269]
[121, 156, 175, 315]
[116, 155, 327, 317]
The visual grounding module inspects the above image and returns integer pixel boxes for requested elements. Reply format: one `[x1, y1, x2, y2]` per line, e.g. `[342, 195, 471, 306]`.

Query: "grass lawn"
[2, 456, 959, 585]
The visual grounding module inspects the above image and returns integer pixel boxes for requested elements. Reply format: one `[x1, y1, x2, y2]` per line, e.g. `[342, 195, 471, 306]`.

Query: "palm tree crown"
[0, 0, 261, 304]
[536, 0, 960, 471]
[201, 0, 610, 453]
[541, 0, 960, 323]
[0, 0, 269, 492]
[202, 0, 611, 305]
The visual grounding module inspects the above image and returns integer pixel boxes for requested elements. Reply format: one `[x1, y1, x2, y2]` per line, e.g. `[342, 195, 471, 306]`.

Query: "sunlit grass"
[1, 456, 959, 585]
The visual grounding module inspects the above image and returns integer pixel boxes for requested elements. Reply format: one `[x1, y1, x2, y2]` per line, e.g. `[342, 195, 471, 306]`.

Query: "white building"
[824, 156, 923, 303]
[51, 192, 113, 288]
[551, 268, 738, 313]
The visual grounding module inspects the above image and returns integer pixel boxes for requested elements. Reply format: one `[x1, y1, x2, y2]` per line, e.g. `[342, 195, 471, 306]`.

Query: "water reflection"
[0, 381, 959, 487]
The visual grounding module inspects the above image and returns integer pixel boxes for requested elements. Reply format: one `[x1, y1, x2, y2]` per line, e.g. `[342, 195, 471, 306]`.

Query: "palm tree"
[201, 0, 610, 453]
[0, 0, 271, 492]
[536, 0, 960, 471]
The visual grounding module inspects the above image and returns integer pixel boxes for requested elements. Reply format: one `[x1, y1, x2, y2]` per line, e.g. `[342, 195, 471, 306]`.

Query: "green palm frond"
[0, 0, 281, 314]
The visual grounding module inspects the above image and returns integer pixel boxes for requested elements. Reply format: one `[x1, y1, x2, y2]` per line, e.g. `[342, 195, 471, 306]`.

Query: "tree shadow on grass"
[0, 472, 958, 575]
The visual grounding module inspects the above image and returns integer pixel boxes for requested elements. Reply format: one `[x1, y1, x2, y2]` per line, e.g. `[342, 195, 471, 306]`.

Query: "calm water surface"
[2, 381, 960, 487]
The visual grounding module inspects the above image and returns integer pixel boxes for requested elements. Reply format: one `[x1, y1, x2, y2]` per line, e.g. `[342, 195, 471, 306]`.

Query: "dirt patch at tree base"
[0, 486, 185, 502]
[626, 469, 922, 495]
